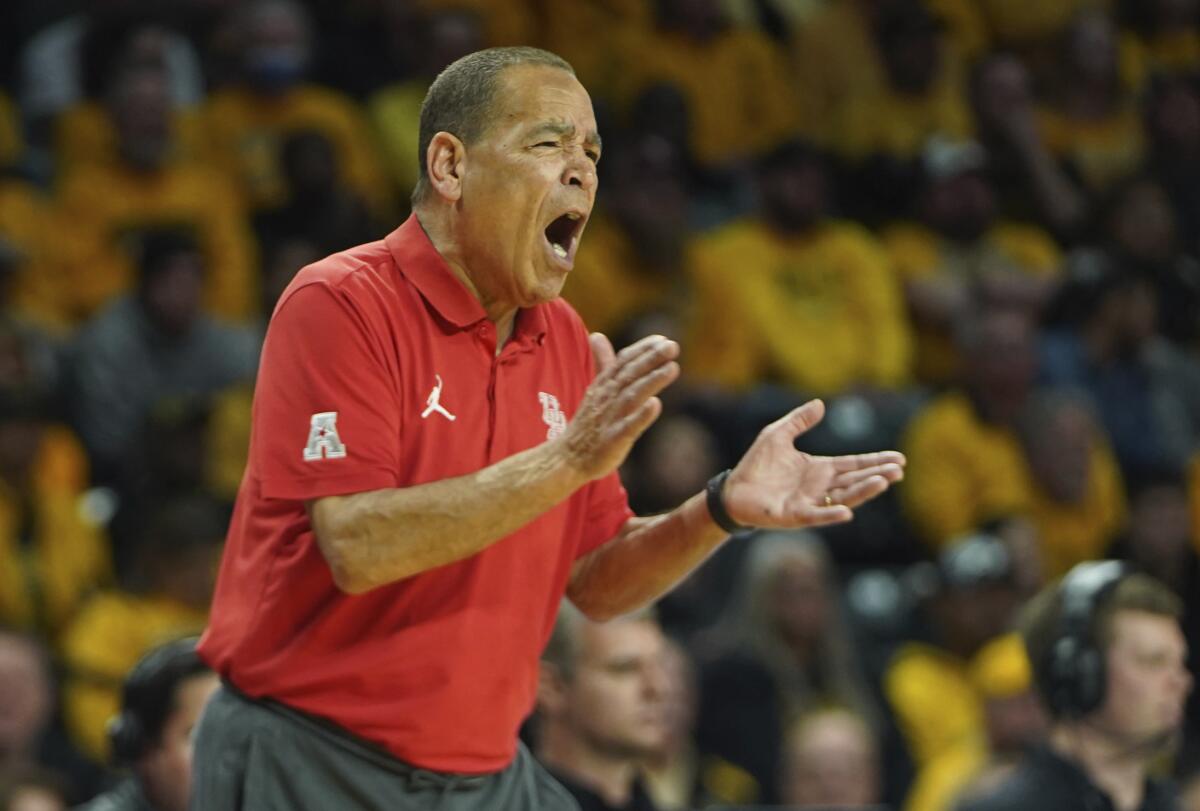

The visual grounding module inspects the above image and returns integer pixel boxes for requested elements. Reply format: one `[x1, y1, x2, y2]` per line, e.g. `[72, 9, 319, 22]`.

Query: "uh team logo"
[539, 392, 567, 440]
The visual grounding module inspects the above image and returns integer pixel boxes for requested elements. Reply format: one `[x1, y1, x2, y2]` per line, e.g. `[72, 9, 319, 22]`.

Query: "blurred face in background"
[922, 172, 997, 243]
[0, 635, 51, 759]
[759, 153, 828, 234]
[551, 619, 671, 759]
[1109, 179, 1177, 264]
[972, 55, 1034, 133]
[768, 553, 831, 650]
[241, 0, 311, 95]
[962, 310, 1036, 411]
[111, 68, 173, 172]
[1024, 402, 1094, 505]
[781, 710, 880, 807]
[138, 672, 220, 811]
[636, 415, 719, 511]
[1066, 13, 1118, 87]
[1092, 610, 1192, 745]
[608, 139, 690, 269]
[1126, 483, 1192, 584]
[142, 251, 205, 338]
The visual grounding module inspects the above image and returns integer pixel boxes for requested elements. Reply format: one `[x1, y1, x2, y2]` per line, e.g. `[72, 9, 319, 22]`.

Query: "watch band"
[706, 469, 749, 534]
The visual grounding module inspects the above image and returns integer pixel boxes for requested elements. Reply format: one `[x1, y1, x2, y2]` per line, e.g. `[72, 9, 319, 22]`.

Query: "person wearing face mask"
[200, 0, 391, 220]
[190, 46, 907, 811]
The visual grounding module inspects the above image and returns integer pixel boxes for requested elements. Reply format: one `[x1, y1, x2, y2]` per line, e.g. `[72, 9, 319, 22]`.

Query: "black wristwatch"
[705, 469, 750, 534]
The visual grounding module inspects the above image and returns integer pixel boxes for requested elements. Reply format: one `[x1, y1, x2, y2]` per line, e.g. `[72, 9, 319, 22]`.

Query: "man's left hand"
[723, 399, 905, 529]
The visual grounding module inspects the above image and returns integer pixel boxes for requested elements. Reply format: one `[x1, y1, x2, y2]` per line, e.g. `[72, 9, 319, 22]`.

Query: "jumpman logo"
[421, 375, 456, 421]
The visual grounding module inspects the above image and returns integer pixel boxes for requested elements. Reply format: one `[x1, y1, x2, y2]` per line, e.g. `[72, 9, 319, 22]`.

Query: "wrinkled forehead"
[489, 64, 599, 140]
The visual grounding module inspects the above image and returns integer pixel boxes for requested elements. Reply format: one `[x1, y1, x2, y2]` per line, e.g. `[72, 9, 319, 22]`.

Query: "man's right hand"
[559, 333, 680, 481]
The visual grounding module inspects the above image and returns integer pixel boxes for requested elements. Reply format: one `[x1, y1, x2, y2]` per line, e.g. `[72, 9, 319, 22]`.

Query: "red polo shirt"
[198, 215, 632, 773]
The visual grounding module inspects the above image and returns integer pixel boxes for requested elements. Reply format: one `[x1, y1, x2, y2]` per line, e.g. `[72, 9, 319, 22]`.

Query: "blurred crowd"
[0, 0, 1198, 809]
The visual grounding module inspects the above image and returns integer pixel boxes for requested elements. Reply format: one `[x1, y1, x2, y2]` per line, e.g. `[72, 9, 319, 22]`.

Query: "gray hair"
[412, 47, 575, 204]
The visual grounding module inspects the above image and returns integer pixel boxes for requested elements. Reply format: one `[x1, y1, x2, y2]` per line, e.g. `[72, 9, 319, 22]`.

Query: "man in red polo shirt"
[191, 46, 905, 810]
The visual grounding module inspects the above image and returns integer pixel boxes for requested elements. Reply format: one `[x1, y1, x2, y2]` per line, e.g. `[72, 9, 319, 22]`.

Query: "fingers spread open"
[831, 463, 904, 490]
[830, 450, 907, 474]
[589, 332, 616, 375]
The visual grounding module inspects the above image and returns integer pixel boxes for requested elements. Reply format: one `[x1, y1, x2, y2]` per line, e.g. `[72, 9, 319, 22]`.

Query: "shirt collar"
[386, 214, 549, 347]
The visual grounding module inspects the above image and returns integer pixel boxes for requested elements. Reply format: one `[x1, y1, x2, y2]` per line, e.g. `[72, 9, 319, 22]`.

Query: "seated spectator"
[832, 2, 971, 164]
[0, 327, 111, 639]
[537, 0, 652, 97]
[1039, 251, 1200, 480]
[1100, 173, 1200, 350]
[1014, 389, 1126, 579]
[53, 22, 209, 177]
[59, 496, 224, 762]
[1035, 11, 1145, 195]
[884, 534, 1024, 811]
[883, 137, 1061, 384]
[253, 129, 380, 258]
[694, 531, 878, 804]
[54, 64, 256, 324]
[779, 707, 882, 808]
[968, 52, 1088, 238]
[0, 629, 102, 804]
[201, 0, 391, 218]
[18, 3, 204, 149]
[612, 0, 799, 169]
[686, 141, 912, 396]
[901, 307, 1035, 547]
[368, 7, 484, 200]
[77, 638, 218, 811]
[71, 230, 259, 485]
[958, 565, 1191, 811]
[561, 135, 692, 339]
[537, 603, 668, 811]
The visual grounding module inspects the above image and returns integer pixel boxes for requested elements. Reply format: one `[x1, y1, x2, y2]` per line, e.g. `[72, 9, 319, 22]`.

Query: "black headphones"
[1042, 560, 1130, 719]
[107, 637, 205, 764]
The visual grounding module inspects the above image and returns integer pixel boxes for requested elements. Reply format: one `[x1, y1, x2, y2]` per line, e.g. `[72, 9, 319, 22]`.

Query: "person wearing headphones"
[76, 639, 217, 811]
[958, 561, 1193, 811]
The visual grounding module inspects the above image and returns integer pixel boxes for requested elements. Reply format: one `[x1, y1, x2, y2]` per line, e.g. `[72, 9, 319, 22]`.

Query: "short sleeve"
[254, 282, 401, 500]
[575, 471, 634, 559]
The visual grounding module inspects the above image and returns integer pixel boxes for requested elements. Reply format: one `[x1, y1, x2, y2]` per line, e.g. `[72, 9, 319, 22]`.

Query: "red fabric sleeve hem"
[259, 470, 398, 501]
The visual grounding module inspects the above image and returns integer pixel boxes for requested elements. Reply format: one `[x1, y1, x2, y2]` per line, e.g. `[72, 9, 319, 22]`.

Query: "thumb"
[589, 332, 616, 375]
[770, 399, 826, 438]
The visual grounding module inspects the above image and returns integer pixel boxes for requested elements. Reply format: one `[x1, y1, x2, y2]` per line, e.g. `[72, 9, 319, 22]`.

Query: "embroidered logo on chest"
[538, 392, 567, 440]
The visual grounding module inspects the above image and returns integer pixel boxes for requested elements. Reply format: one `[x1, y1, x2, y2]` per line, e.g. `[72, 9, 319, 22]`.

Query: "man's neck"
[1049, 723, 1150, 811]
[414, 206, 518, 350]
[538, 728, 640, 808]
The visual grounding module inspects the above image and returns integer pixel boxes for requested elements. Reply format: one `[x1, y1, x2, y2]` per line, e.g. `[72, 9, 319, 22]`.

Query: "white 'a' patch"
[303, 411, 347, 460]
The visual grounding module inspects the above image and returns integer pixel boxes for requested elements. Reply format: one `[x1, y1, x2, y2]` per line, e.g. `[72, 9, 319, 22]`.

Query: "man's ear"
[426, 132, 467, 202]
[537, 661, 569, 716]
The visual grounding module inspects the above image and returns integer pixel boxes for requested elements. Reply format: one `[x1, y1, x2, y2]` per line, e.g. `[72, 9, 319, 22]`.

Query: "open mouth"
[543, 211, 585, 266]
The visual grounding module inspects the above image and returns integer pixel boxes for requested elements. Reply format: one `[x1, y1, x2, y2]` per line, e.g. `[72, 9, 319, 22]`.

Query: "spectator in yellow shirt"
[1121, 0, 1200, 78]
[884, 534, 1027, 811]
[0, 180, 73, 332]
[201, 0, 392, 218]
[687, 141, 913, 396]
[900, 308, 1036, 547]
[613, 0, 799, 168]
[0, 323, 111, 642]
[1014, 390, 1126, 579]
[60, 496, 223, 762]
[882, 138, 1062, 385]
[1036, 11, 1145, 195]
[831, 3, 971, 165]
[55, 64, 257, 325]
